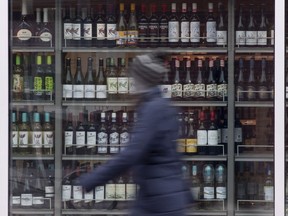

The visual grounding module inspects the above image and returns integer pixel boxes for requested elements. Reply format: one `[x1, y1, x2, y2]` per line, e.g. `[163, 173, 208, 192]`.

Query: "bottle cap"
[43, 8, 49, 23]
[36, 55, 42, 65]
[22, 112, 27, 122]
[130, 3, 135, 11]
[192, 3, 197, 11]
[21, 0, 28, 15]
[120, 3, 124, 11]
[220, 59, 225, 67]
[208, 3, 213, 10]
[182, 3, 187, 12]
[45, 112, 50, 122]
[239, 58, 243, 68]
[209, 59, 214, 68]
[33, 112, 40, 122]
[12, 112, 16, 123]
[262, 58, 266, 69]
[198, 59, 202, 67]
[171, 3, 176, 11]
[47, 55, 52, 65]
[15, 54, 21, 65]
[36, 8, 41, 23]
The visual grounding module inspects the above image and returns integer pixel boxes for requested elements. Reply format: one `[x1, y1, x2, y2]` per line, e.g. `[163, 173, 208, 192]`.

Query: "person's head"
[128, 53, 169, 94]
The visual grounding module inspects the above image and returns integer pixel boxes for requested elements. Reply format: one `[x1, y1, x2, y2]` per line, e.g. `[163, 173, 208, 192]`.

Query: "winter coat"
[80, 87, 192, 216]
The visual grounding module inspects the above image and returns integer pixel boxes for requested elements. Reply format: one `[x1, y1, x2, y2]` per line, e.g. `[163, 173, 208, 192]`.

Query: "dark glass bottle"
[234, 112, 243, 154]
[72, 164, 83, 208]
[119, 112, 129, 152]
[109, 112, 120, 154]
[127, 3, 138, 47]
[44, 55, 54, 100]
[75, 112, 86, 155]
[117, 58, 128, 100]
[12, 54, 24, 100]
[257, 5, 268, 46]
[72, 5, 83, 46]
[86, 112, 97, 155]
[216, 3, 227, 46]
[207, 110, 218, 155]
[235, 5, 245, 46]
[180, 3, 189, 47]
[236, 58, 245, 101]
[171, 58, 182, 100]
[148, 4, 159, 48]
[63, 58, 73, 100]
[38, 8, 53, 47]
[64, 113, 75, 155]
[206, 3, 217, 46]
[206, 59, 217, 100]
[84, 57, 95, 100]
[159, 4, 169, 47]
[83, 8, 93, 46]
[106, 58, 118, 100]
[63, 7, 73, 47]
[246, 58, 256, 100]
[197, 110, 207, 155]
[183, 57, 194, 100]
[23, 54, 32, 100]
[138, 4, 149, 48]
[258, 58, 269, 100]
[96, 58, 107, 100]
[195, 59, 206, 100]
[95, 4, 106, 47]
[83, 163, 94, 208]
[190, 3, 200, 47]
[185, 112, 197, 155]
[97, 112, 108, 154]
[168, 3, 179, 47]
[73, 57, 84, 100]
[62, 165, 72, 208]
[217, 59, 228, 101]
[33, 54, 45, 100]
[106, 4, 117, 47]
[246, 6, 257, 46]
[43, 112, 54, 155]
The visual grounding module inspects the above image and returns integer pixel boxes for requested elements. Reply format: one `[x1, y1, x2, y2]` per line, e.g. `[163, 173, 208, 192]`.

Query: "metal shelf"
[11, 209, 54, 215]
[235, 101, 273, 107]
[12, 155, 54, 160]
[235, 210, 273, 216]
[11, 101, 55, 106]
[172, 101, 227, 107]
[235, 47, 274, 53]
[11, 47, 55, 53]
[62, 155, 112, 161]
[186, 211, 227, 216]
[62, 47, 228, 53]
[235, 153, 273, 162]
[182, 155, 227, 161]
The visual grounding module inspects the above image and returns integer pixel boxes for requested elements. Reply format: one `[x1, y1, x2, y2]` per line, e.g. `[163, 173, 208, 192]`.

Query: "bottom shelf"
[11, 209, 54, 215]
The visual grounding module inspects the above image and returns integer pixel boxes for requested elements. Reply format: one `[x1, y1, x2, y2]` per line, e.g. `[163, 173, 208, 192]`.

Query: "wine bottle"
[246, 58, 256, 100]
[23, 54, 32, 100]
[63, 58, 73, 100]
[234, 112, 243, 154]
[44, 55, 54, 100]
[95, 4, 106, 47]
[159, 60, 172, 98]
[105, 179, 116, 209]
[221, 113, 228, 155]
[235, 5, 245, 46]
[264, 165, 274, 207]
[207, 110, 218, 155]
[19, 112, 31, 154]
[116, 3, 127, 47]
[12, 112, 19, 154]
[177, 113, 185, 154]
[115, 176, 126, 209]
[171, 58, 182, 100]
[73, 57, 84, 100]
[33, 165, 45, 208]
[106, 58, 118, 100]
[168, 3, 179, 47]
[197, 110, 207, 155]
[216, 3, 227, 46]
[183, 57, 194, 100]
[206, 3, 217, 46]
[206, 59, 217, 100]
[72, 164, 83, 208]
[62, 165, 72, 208]
[83, 8, 93, 46]
[127, 3, 138, 47]
[31, 112, 43, 155]
[246, 6, 257, 46]
[119, 112, 129, 152]
[190, 3, 200, 47]
[75, 112, 86, 155]
[43, 112, 54, 155]
[96, 58, 107, 100]
[84, 57, 96, 100]
[203, 164, 215, 199]
[13, 0, 33, 46]
[63, 7, 73, 47]
[64, 113, 75, 155]
[35, 8, 41, 43]
[118, 58, 128, 99]
[217, 59, 228, 101]
[215, 164, 227, 199]
[44, 168, 55, 209]
[109, 112, 119, 154]
[83, 163, 94, 209]
[12, 162, 21, 208]
[257, 5, 268, 46]
[195, 59, 206, 100]
[97, 112, 108, 154]
[21, 162, 33, 208]
[159, 4, 169, 47]
[72, 5, 83, 46]
[106, 4, 117, 48]
[33, 54, 45, 100]
[94, 162, 105, 209]
[138, 4, 149, 48]
[13, 54, 24, 100]
[236, 58, 245, 101]
[180, 3, 189, 47]
[86, 112, 97, 155]
[190, 164, 201, 200]
[185, 112, 197, 155]
[258, 58, 269, 100]
[38, 8, 53, 47]
[148, 4, 159, 48]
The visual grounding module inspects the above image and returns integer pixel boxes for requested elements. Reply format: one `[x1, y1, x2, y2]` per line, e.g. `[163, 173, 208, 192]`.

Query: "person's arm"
[79, 102, 161, 191]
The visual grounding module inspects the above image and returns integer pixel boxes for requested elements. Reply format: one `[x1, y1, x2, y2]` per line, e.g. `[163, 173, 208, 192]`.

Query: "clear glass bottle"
[84, 57, 96, 100]
[203, 163, 215, 199]
[44, 55, 54, 100]
[33, 54, 45, 100]
[43, 112, 54, 155]
[109, 112, 120, 154]
[116, 3, 127, 47]
[127, 3, 138, 47]
[31, 112, 43, 155]
[13, 54, 24, 100]
[38, 8, 53, 47]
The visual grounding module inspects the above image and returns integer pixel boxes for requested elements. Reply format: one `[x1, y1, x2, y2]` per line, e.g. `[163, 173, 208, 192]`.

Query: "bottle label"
[96, 85, 107, 99]
[84, 84, 96, 98]
[62, 185, 72, 201]
[87, 131, 96, 147]
[197, 130, 207, 145]
[236, 31, 246, 45]
[138, 22, 148, 43]
[216, 186, 227, 199]
[76, 131, 85, 147]
[63, 84, 73, 99]
[217, 30, 227, 45]
[32, 131, 43, 148]
[206, 21, 216, 42]
[64, 131, 73, 147]
[183, 84, 194, 98]
[203, 186, 214, 199]
[17, 29, 32, 41]
[45, 76, 54, 96]
[19, 131, 28, 147]
[177, 139, 186, 153]
[246, 31, 257, 45]
[149, 23, 159, 43]
[109, 132, 119, 154]
[13, 74, 23, 93]
[194, 84, 205, 98]
[190, 21, 200, 43]
[12, 196, 21, 205]
[159, 85, 172, 98]
[84, 190, 93, 203]
[12, 131, 18, 147]
[45, 186, 54, 197]
[159, 23, 168, 42]
[221, 128, 228, 143]
[107, 77, 118, 94]
[186, 139, 197, 153]
[191, 187, 200, 200]
[97, 132, 108, 153]
[234, 128, 242, 142]
[83, 23, 92, 40]
[257, 31, 267, 45]
[105, 184, 116, 199]
[118, 77, 129, 94]
[34, 76, 43, 96]
[64, 23, 73, 40]
[43, 131, 53, 148]
[116, 31, 127, 45]
[21, 193, 33, 206]
[217, 84, 228, 99]
[270, 30, 274, 45]
[258, 85, 269, 100]
[181, 21, 189, 42]
[126, 183, 136, 199]
[208, 130, 218, 145]
[73, 185, 83, 203]
[33, 196, 44, 205]
[264, 186, 273, 201]
[115, 183, 126, 200]
[129, 77, 136, 94]
[107, 24, 116, 40]
[73, 85, 84, 98]
[120, 132, 129, 152]
[171, 83, 182, 98]
[96, 23, 105, 40]
[40, 32, 52, 42]
[206, 84, 218, 98]
[72, 23, 81, 40]
[246, 85, 256, 100]
[168, 21, 179, 42]
[95, 186, 104, 202]
[127, 30, 138, 46]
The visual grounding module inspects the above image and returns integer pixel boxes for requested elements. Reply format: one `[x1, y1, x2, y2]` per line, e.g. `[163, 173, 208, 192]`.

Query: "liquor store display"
[9, 0, 277, 215]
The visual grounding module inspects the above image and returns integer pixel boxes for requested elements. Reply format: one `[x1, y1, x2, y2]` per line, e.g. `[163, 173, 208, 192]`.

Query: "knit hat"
[128, 53, 169, 93]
